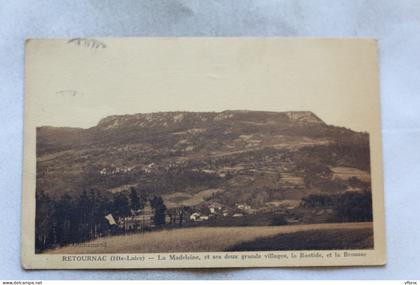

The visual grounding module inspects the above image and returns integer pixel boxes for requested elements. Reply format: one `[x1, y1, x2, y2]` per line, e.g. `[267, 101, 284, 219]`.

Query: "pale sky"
[25, 38, 381, 132]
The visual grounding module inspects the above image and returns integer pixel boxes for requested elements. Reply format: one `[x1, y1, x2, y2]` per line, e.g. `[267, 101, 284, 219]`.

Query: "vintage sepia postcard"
[22, 38, 385, 269]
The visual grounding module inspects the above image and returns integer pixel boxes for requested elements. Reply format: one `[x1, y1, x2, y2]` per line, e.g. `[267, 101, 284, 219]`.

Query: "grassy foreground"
[45, 222, 373, 254]
[227, 227, 373, 251]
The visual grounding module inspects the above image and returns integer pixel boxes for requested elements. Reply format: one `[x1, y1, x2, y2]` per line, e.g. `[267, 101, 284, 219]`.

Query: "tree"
[53, 193, 74, 246]
[78, 190, 93, 242]
[178, 206, 190, 226]
[35, 191, 55, 252]
[303, 163, 333, 188]
[93, 190, 112, 237]
[129, 187, 142, 212]
[87, 189, 112, 239]
[334, 191, 372, 222]
[271, 215, 287, 226]
[36, 189, 115, 252]
[112, 192, 130, 219]
[150, 195, 167, 226]
[301, 194, 334, 208]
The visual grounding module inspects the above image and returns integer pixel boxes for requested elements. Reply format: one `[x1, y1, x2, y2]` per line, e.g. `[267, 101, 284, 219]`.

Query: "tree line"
[35, 188, 166, 253]
[300, 190, 373, 222]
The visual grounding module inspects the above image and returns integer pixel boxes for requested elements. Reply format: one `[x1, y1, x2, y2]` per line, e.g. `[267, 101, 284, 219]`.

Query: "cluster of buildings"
[104, 201, 260, 232]
[105, 206, 155, 232]
[188, 202, 255, 222]
[99, 166, 134, 175]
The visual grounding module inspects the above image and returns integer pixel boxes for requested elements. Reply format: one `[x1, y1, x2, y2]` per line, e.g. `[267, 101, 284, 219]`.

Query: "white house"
[190, 212, 200, 221]
[199, 215, 209, 221]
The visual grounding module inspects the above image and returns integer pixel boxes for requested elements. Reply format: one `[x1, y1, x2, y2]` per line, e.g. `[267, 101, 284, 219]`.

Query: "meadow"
[45, 222, 373, 254]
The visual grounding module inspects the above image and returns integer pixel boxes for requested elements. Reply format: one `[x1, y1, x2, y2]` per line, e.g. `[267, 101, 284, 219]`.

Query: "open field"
[331, 167, 371, 182]
[227, 227, 373, 251]
[44, 222, 372, 254]
[163, 188, 224, 209]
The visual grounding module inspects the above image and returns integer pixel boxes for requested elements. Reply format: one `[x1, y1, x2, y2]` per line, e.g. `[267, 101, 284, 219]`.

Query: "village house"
[189, 212, 210, 222]
[236, 203, 255, 214]
[199, 215, 209, 221]
[119, 205, 154, 231]
[189, 212, 200, 222]
[207, 202, 223, 214]
[99, 166, 134, 175]
[285, 217, 300, 224]
[144, 163, 157, 173]
[236, 203, 251, 211]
